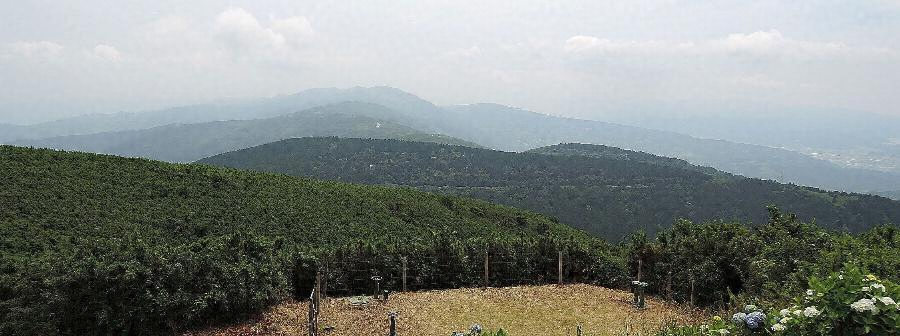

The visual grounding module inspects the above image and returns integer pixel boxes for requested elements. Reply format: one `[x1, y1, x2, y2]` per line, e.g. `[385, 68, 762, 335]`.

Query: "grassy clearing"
[186, 284, 704, 336]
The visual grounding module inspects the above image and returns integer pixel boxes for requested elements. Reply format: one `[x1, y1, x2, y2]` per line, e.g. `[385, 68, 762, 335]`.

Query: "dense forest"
[199, 137, 900, 239]
[2, 145, 898, 335]
[0, 145, 620, 335]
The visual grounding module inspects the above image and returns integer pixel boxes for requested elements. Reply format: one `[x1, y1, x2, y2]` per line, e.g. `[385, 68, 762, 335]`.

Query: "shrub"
[657, 264, 899, 336]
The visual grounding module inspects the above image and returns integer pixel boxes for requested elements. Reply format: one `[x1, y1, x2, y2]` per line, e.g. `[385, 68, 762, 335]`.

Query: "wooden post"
[483, 251, 489, 288]
[401, 256, 408, 292]
[308, 291, 318, 336]
[637, 259, 642, 282]
[388, 312, 398, 336]
[557, 250, 563, 285]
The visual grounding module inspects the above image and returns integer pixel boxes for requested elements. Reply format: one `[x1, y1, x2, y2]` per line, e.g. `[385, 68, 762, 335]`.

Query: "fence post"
[557, 250, 563, 285]
[401, 256, 408, 292]
[576, 324, 583, 336]
[637, 259, 642, 282]
[308, 290, 318, 336]
[388, 312, 398, 336]
[483, 250, 489, 288]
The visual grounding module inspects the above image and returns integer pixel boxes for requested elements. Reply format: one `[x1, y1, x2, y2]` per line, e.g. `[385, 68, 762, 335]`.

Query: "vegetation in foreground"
[2, 145, 898, 335]
[0, 145, 622, 335]
[658, 265, 899, 335]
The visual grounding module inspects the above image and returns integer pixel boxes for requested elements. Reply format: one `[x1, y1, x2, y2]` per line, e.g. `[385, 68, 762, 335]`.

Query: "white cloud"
[214, 7, 315, 57]
[564, 30, 880, 60]
[271, 17, 315, 47]
[92, 44, 121, 61]
[5, 41, 63, 58]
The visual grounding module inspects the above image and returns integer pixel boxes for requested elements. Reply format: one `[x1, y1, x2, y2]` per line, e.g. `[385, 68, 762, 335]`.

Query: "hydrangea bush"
[658, 265, 899, 335]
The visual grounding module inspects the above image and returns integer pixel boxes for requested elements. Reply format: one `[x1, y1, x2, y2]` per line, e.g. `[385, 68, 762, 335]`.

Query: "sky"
[2, 0, 900, 124]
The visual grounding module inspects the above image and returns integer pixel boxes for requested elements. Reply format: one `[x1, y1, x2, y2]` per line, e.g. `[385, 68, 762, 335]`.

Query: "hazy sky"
[2, 0, 900, 124]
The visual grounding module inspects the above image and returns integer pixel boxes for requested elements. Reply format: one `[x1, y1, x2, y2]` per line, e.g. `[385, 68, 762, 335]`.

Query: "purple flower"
[745, 312, 766, 330]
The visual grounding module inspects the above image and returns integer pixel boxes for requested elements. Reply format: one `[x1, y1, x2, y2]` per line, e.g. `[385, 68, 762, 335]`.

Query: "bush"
[657, 264, 899, 336]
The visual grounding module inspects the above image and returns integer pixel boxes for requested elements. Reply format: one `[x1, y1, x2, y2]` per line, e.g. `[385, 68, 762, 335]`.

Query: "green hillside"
[199, 137, 900, 239]
[13, 102, 478, 162]
[0, 145, 615, 335]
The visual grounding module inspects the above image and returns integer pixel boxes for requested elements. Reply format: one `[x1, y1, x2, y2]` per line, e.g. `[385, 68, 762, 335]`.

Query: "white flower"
[806, 289, 815, 296]
[871, 283, 885, 291]
[714, 329, 729, 335]
[779, 309, 791, 317]
[838, 274, 844, 280]
[862, 286, 871, 292]
[772, 323, 786, 332]
[878, 296, 896, 306]
[850, 298, 879, 313]
[792, 309, 803, 317]
[779, 317, 792, 324]
[803, 306, 821, 317]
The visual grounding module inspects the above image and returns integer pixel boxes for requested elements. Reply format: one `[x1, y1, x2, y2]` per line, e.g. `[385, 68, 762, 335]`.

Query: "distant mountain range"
[13, 102, 476, 162]
[198, 137, 900, 239]
[6, 86, 900, 197]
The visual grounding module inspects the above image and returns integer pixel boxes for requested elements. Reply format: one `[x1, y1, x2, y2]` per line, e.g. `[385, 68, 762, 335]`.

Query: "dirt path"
[186, 284, 704, 336]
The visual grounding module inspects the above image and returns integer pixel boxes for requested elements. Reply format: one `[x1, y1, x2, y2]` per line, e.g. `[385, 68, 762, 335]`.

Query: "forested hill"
[12, 102, 478, 162]
[199, 137, 900, 239]
[526, 143, 722, 175]
[0, 144, 578, 247]
[0, 145, 617, 334]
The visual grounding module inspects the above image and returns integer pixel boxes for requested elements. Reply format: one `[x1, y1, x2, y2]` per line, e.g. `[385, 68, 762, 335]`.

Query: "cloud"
[214, 7, 315, 57]
[5, 41, 64, 58]
[92, 44, 122, 61]
[564, 30, 881, 60]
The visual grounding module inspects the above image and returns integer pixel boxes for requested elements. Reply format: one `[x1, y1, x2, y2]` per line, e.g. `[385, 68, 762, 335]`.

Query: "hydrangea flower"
[878, 296, 896, 306]
[862, 286, 871, 292]
[806, 289, 815, 297]
[731, 312, 747, 324]
[850, 298, 879, 313]
[779, 309, 790, 317]
[792, 309, 803, 317]
[803, 306, 821, 318]
[872, 283, 886, 291]
[772, 323, 786, 332]
[745, 311, 766, 330]
[469, 324, 483, 335]
[779, 317, 792, 324]
[744, 304, 758, 313]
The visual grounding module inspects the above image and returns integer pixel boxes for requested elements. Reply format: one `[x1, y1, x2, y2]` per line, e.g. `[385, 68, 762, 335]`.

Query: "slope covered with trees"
[12, 102, 478, 162]
[0, 145, 619, 335]
[199, 137, 900, 239]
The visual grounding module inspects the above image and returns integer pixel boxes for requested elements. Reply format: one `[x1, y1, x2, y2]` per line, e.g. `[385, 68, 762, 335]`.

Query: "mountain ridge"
[198, 137, 900, 239]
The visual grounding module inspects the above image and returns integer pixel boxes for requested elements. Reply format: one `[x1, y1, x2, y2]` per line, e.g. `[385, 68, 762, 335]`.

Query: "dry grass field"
[186, 284, 705, 336]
